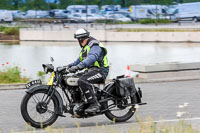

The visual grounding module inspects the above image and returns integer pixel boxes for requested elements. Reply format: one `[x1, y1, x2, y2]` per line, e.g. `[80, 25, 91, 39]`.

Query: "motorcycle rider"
[67, 28, 109, 113]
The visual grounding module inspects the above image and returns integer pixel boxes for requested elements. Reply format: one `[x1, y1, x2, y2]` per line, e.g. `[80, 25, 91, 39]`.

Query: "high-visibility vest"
[80, 42, 109, 68]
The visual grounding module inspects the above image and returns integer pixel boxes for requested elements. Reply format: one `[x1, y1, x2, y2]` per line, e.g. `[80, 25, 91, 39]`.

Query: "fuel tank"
[64, 77, 79, 86]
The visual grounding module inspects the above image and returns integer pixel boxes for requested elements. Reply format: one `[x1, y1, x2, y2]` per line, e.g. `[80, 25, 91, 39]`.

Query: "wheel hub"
[117, 99, 128, 109]
[36, 102, 47, 114]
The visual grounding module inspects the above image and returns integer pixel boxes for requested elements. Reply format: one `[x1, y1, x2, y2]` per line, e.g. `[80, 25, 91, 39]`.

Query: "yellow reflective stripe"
[99, 43, 109, 67]
[94, 61, 100, 67]
[103, 55, 109, 67]
[80, 52, 82, 61]
[47, 72, 55, 85]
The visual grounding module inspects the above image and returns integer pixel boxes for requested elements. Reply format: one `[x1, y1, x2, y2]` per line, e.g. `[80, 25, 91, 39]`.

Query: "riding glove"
[68, 64, 84, 73]
[65, 64, 73, 69]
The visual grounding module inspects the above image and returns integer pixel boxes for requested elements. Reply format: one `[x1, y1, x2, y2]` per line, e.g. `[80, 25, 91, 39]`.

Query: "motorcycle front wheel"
[21, 89, 59, 128]
[104, 87, 138, 122]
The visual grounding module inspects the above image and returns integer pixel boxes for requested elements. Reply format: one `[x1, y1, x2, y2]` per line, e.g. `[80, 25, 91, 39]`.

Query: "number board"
[26, 79, 42, 89]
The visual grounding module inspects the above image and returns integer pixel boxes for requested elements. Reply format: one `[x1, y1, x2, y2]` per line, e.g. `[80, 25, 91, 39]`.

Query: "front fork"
[42, 85, 55, 107]
[42, 72, 57, 107]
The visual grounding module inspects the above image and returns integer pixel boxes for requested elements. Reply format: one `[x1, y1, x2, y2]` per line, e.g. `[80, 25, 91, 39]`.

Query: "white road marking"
[147, 117, 200, 123]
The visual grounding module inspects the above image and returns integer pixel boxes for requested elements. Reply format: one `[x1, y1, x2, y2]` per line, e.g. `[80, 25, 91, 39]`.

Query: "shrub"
[95, 19, 137, 24]
[3, 27, 19, 35]
[0, 66, 29, 84]
[0, 26, 6, 32]
[95, 19, 115, 24]
[37, 71, 46, 82]
[139, 18, 171, 24]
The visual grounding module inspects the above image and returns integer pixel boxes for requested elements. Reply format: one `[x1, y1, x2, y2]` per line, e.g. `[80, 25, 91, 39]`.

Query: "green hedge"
[139, 18, 171, 24]
[95, 18, 171, 24]
[95, 19, 136, 24]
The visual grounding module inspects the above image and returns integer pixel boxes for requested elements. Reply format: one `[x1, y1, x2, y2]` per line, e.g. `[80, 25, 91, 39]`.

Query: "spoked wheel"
[20, 89, 59, 128]
[104, 87, 138, 122]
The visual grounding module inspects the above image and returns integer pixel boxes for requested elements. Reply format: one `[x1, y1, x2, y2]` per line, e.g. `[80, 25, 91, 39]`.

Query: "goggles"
[78, 38, 85, 44]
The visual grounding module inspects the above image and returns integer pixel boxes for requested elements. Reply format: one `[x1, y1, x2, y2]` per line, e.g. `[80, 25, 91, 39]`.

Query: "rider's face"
[79, 38, 88, 47]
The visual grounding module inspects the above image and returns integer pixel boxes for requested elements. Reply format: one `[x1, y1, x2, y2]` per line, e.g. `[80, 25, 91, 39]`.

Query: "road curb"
[0, 83, 25, 90]
[0, 78, 199, 91]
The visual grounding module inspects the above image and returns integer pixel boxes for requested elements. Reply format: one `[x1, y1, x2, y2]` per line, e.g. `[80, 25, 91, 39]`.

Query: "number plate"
[26, 79, 42, 89]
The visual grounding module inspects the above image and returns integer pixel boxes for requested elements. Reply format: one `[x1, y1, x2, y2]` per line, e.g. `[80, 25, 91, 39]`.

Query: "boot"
[85, 102, 101, 113]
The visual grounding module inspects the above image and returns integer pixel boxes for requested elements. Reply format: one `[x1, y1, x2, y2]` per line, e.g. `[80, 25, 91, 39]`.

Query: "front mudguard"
[26, 85, 64, 115]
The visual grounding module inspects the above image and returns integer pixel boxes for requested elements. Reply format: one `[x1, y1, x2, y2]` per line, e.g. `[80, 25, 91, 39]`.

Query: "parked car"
[10, 10, 25, 19]
[82, 14, 106, 22]
[67, 14, 85, 23]
[0, 11, 13, 22]
[24, 10, 50, 19]
[106, 14, 131, 22]
[50, 9, 71, 18]
[112, 11, 136, 21]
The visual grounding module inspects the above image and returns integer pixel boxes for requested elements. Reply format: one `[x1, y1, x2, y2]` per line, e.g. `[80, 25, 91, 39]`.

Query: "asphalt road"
[1, 80, 200, 133]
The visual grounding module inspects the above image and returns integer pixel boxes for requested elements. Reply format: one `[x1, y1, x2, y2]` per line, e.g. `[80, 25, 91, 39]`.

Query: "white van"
[0, 11, 13, 22]
[66, 5, 99, 14]
[174, 2, 200, 21]
[129, 5, 168, 20]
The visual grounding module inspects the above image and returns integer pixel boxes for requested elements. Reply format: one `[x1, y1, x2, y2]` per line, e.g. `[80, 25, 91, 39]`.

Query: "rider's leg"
[78, 68, 105, 113]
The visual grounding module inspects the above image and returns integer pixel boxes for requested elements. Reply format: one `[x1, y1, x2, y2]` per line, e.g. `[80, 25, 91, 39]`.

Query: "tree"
[0, 0, 13, 9]
[183, 0, 200, 2]
[33, 0, 48, 10]
[151, 0, 174, 5]
[0, 0, 7, 9]
[49, 3, 58, 9]
[59, 0, 70, 9]
[11, 0, 24, 10]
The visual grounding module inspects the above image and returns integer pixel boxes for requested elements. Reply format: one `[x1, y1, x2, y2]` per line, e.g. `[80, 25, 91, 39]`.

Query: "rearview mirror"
[50, 57, 54, 63]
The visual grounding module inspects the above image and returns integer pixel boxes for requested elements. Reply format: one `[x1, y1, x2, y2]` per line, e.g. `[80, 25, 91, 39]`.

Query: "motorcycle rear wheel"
[21, 89, 59, 128]
[104, 87, 138, 122]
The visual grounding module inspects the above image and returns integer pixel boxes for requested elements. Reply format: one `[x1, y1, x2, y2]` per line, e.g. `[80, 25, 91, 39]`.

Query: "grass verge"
[117, 28, 200, 32]
[13, 119, 199, 133]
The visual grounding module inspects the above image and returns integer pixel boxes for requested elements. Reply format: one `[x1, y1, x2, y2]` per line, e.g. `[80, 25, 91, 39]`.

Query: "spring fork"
[42, 85, 55, 107]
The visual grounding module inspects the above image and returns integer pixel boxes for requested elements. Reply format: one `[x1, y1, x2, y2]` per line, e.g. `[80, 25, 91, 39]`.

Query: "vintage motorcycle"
[20, 58, 146, 128]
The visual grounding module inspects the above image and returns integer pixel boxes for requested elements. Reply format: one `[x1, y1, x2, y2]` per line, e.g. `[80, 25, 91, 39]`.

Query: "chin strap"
[79, 43, 83, 48]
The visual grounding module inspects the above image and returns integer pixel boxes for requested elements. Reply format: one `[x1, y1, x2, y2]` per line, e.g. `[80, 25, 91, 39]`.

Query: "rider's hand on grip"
[64, 64, 73, 69]
[68, 64, 84, 73]
[68, 66, 79, 73]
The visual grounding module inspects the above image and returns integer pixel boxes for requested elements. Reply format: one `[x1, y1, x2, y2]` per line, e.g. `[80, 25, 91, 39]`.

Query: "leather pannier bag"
[115, 77, 137, 97]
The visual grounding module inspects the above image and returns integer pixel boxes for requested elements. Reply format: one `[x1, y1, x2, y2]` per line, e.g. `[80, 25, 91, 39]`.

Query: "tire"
[20, 89, 59, 128]
[104, 87, 138, 122]
[193, 17, 198, 22]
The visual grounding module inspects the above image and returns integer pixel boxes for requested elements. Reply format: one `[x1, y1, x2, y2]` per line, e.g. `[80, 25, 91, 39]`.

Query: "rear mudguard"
[26, 85, 64, 115]
[103, 80, 142, 103]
